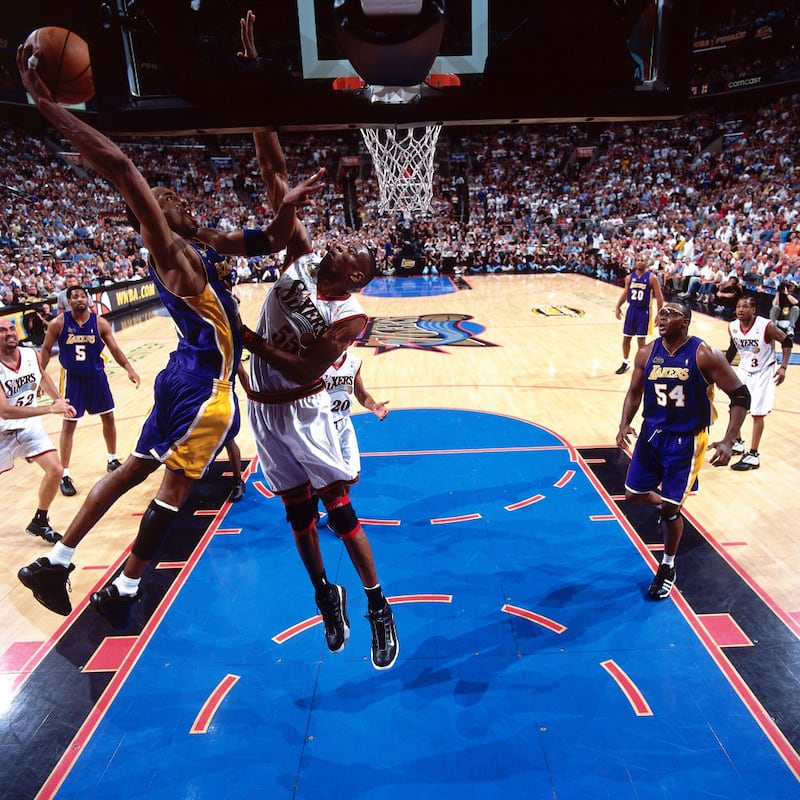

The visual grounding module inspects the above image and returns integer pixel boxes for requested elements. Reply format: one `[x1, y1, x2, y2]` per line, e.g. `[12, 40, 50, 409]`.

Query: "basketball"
[24, 27, 94, 105]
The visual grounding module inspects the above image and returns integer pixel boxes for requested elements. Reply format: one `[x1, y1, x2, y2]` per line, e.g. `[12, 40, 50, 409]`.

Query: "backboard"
[0, 1, 696, 135]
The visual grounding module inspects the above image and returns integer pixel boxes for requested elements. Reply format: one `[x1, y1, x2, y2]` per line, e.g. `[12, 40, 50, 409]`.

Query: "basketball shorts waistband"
[247, 379, 325, 404]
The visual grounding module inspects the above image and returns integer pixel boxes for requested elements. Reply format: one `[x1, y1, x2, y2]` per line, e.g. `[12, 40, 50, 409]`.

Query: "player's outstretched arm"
[197, 169, 325, 257]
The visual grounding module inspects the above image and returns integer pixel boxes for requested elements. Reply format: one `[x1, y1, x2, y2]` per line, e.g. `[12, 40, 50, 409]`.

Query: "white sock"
[107, 454, 118, 462]
[49, 542, 75, 567]
[62, 468, 70, 477]
[112, 573, 141, 597]
[662, 553, 675, 567]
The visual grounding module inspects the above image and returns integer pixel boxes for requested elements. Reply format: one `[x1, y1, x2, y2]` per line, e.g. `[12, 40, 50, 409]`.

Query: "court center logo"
[533, 305, 585, 317]
[356, 314, 497, 353]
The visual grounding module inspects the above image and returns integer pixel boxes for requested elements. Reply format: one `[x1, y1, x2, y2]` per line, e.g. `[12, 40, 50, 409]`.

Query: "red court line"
[431, 513, 482, 525]
[721, 541, 748, 547]
[272, 616, 320, 644]
[214, 528, 242, 535]
[505, 494, 545, 512]
[553, 469, 575, 488]
[253, 481, 275, 498]
[363, 445, 568, 457]
[155, 561, 186, 570]
[190, 674, 240, 734]
[360, 518, 401, 526]
[600, 659, 653, 716]
[501, 604, 567, 634]
[387, 593, 452, 605]
[272, 594, 451, 643]
[590, 514, 617, 521]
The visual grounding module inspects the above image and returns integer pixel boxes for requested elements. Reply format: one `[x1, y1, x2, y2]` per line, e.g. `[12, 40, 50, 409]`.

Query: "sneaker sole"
[730, 463, 759, 470]
[25, 527, 62, 544]
[334, 589, 351, 653]
[647, 579, 675, 600]
[319, 585, 350, 653]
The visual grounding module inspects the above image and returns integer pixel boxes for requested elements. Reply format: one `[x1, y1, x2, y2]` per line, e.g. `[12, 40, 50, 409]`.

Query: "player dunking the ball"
[15, 39, 323, 625]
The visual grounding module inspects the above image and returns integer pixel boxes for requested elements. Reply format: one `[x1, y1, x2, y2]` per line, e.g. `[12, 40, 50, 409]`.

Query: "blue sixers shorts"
[624, 423, 707, 507]
[63, 371, 114, 418]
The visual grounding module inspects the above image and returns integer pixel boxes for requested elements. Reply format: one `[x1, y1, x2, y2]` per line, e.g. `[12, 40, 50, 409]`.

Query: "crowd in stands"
[2, 90, 800, 332]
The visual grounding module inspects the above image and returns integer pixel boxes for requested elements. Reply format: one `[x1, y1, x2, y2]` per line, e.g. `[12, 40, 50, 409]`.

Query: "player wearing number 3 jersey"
[725, 295, 792, 471]
[616, 302, 748, 601]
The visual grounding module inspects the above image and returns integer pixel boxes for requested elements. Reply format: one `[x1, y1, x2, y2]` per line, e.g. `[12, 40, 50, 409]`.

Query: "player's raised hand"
[283, 168, 326, 208]
[239, 10, 259, 59]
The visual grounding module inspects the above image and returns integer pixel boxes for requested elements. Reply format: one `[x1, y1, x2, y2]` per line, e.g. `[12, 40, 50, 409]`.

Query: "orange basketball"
[24, 26, 94, 105]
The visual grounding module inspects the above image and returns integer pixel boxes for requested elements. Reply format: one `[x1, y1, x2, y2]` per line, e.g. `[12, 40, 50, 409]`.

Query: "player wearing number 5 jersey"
[725, 295, 792, 471]
[614, 255, 664, 374]
[40, 286, 141, 496]
[616, 302, 748, 601]
[322, 350, 389, 476]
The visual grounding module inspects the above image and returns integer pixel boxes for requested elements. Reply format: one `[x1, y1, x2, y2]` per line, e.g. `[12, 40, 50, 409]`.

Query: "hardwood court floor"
[1, 274, 799, 794]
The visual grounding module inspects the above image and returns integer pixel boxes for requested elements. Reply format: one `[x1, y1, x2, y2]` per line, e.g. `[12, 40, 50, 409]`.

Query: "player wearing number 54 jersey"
[616, 302, 748, 601]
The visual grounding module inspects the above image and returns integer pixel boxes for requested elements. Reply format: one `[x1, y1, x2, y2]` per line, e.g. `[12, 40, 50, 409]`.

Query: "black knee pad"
[131, 499, 178, 561]
[285, 496, 319, 534]
[327, 501, 359, 539]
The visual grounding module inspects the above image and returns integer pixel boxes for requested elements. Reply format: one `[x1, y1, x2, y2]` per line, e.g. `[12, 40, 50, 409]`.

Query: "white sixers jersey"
[729, 316, 775, 375]
[251, 252, 365, 393]
[1, 347, 43, 432]
[322, 352, 362, 421]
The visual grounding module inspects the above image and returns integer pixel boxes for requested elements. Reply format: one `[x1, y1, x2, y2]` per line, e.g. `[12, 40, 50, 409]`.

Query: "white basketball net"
[360, 125, 442, 214]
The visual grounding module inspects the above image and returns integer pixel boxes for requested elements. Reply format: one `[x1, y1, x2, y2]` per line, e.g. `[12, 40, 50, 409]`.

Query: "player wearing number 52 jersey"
[614, 255, 664, 375]
[1, 318, 75, 543]
[322, 350, 389, 476]
[40, 286, 141, 496]
[617, 302, 748, 601]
